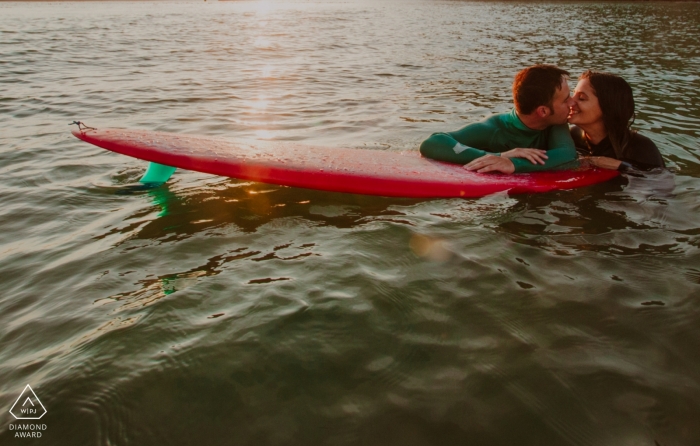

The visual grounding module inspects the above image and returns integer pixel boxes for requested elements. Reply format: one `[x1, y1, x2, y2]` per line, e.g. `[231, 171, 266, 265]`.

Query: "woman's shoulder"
[569, 125, 584, 137]
[627, 131, 665, 168]
[629, 131, 658, 148]
[568, 125, 586, 145]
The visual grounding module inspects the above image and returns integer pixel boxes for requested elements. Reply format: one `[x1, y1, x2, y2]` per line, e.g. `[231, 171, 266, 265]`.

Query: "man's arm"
[419, 122, 494, 164]
[464, 125, 577, 174]
[507, 124, 578, 173]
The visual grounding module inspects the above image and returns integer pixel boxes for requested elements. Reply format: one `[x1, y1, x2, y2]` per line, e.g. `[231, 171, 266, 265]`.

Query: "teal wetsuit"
[419, 109, 578, 173]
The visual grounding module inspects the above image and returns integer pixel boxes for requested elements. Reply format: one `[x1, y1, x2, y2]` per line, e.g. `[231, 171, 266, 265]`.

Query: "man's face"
[546, 78, 575, 125]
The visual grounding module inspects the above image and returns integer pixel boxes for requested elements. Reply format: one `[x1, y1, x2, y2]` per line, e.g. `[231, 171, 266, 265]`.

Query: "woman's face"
[568, 78, 604, 127]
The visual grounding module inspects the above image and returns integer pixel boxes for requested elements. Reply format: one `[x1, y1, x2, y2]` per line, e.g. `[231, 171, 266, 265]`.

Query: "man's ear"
[535, 105, 551, 118]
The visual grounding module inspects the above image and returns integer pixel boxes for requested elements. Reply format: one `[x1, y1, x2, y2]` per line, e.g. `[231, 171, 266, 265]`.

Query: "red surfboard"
[71, 127, 619, 198]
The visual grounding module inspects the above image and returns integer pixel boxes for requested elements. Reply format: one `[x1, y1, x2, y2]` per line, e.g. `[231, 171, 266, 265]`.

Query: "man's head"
[513, 64, 574, 126]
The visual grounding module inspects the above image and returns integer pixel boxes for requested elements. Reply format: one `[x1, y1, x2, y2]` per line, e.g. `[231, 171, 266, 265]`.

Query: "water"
[1, 1, 700, 445]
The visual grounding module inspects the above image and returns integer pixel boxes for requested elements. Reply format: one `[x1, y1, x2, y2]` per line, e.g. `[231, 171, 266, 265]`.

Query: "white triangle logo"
[9, 385, 47, 420]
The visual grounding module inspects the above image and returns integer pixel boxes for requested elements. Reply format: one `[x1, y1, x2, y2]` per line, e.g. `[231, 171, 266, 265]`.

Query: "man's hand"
[500, 148, 548, 165]
[464, 155, 515, 174]
[580, 156, 622, 170]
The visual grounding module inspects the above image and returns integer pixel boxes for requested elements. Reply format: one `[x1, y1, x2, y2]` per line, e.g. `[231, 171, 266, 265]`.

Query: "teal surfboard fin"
[140, 162, 176, 185]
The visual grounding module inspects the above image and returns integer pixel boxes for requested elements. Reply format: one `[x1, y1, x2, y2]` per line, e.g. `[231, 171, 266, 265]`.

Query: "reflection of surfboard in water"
[72, 127, 619, 198]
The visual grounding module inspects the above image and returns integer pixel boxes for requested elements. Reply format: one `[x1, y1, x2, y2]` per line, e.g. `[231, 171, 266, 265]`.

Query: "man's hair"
[513, 64, 570, 115]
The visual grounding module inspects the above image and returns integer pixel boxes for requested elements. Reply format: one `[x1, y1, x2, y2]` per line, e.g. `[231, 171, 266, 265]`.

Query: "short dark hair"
[513, 64, 570, 115]
[579, 70, 635, 158]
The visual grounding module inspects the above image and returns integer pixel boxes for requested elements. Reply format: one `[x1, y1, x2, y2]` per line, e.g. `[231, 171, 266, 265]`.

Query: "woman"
[568, 71, 665, 171]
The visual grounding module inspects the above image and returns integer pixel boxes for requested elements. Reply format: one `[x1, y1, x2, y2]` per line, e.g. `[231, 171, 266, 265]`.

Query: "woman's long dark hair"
[580, 70, 636, 159]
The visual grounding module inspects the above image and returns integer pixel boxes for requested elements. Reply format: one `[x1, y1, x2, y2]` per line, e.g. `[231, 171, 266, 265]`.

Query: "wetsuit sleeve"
[510, 124, 579, 173]
[419, 122, 493, 164]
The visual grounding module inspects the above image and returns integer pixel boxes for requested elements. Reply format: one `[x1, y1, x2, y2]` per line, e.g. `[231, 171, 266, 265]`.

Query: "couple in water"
[420, 64, 665, 174]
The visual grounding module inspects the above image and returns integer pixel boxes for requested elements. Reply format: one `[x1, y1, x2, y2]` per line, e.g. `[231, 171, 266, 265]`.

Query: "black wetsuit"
[570, 125, 665, 170]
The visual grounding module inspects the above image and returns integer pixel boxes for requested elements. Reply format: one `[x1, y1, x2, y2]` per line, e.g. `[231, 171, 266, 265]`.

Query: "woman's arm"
[580, 156, 638, 171]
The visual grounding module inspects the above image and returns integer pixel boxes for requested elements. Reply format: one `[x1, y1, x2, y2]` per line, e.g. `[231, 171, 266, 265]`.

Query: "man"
[419, 64, 578, 174]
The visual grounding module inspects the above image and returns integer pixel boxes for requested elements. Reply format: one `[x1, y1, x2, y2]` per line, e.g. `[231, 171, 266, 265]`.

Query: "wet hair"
[513, 64, 570, 115]
[579, 70, 636, 158]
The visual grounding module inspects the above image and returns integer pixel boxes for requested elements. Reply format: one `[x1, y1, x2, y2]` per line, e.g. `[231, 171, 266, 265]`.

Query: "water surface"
[1, 1, 700, 445]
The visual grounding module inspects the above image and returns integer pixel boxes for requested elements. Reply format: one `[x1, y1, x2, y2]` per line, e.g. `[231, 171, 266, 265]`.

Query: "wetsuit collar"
[509, 109, 540, 133]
